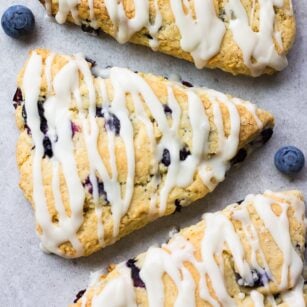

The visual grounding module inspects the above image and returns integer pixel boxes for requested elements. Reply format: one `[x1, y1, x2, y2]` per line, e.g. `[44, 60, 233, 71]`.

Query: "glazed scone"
[71, 190, 306, 307]
[14, 49, 274, 258]
[39, 0, 295, 76]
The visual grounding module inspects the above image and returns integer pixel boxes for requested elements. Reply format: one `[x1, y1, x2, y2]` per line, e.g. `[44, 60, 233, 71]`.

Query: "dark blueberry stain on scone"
[261, 128, 273, 144]
[83, 176, 93, 194]
[98, 181, 109, 203]
[181, 80, 193, 88]
[163, 104, 172, 116]
[174, 199, 182, 213]
[73, 289, 86, 303]
[71, 121, 80, 137]
[38, 101, 48, 134]
[237, 199, 244, 205]
[105, 113, 121, 135]
[22, 104, 31, 134]
[81, 22, 100, 35]
[126, 259, 145, 288]
[161, 148, 171, 167]
[13, 88, 23, 108]
[236, 269, 271, 288]
[179, 146, 191, 161]
[231, 148, 247, 165]
[43, 136, 53, 158]
[96, 108, 121, 135]
[83, 176, 109, 203]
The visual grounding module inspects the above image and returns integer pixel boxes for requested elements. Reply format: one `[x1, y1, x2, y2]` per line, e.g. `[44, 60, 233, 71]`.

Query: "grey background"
[0, 1, 306, 306]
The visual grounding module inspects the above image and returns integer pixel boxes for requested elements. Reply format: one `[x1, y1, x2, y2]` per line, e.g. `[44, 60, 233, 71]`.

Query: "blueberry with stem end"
[1, 5, 35, 38]
[274, 146, 305, 175]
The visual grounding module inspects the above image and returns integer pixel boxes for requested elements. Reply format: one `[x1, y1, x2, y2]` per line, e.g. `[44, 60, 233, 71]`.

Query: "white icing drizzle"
[281, 276, 305, 307]
[226, 0, 288, 76]
[199, 90, 240, 191]
[45, 0, 290, 74]
[45, 52, 55, 94]
[232, 206, 271, 280]
[249, 193, 304, 289]
[148, 0, 162, 50]
[24, 53, 85, 256]
[92, 264, 136, 307]
[23, 52, 265, 256]
[85, 192, 305, 306]
[55, 0, 81, 24]
[250, 290, 265, 307]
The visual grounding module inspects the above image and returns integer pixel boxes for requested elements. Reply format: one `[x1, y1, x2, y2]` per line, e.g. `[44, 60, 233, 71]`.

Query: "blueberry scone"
[39, 0, 295, 76]
[15, 49, 274, 258]
[72, 190, 306, 307]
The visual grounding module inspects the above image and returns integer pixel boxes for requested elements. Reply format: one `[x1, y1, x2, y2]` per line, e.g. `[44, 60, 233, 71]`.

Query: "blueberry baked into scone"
[14, 49, 274, 258]
[39, 0, 295, 76]
[71, 190, 307, 307]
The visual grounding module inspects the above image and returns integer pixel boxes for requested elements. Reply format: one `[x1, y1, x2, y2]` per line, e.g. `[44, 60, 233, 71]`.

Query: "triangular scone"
[15, 49, 274, 258]
[71, 190, 306, 307]
[39, 0, 296, 76]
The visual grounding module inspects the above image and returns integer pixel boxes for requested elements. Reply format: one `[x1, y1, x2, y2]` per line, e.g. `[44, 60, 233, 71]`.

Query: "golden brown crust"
[16, 49, 274, 257]
[39, 0, 296, 76]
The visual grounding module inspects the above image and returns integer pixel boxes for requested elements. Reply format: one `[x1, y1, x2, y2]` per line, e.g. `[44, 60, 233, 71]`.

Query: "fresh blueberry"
[1, 5, 35, 38]
[71, 121, 80, 137]
[13, 88, 23, 108]
[274, 146, 305, 175]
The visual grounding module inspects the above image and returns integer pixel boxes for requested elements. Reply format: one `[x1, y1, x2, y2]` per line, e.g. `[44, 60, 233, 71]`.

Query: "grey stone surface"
[0, 1, 306, 306]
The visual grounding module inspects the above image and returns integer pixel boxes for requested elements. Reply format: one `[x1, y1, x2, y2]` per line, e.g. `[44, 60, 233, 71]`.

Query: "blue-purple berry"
[274, 146, 305, 175]
[1, 5, 35, 38]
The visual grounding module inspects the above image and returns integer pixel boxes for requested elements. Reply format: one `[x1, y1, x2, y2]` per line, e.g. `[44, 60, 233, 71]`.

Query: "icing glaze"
[22, 51, 266, 256]
[83, 192, 305, 306]
[44, 0, 291, 74]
